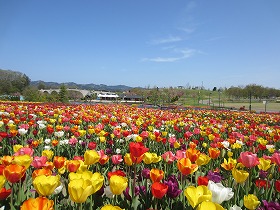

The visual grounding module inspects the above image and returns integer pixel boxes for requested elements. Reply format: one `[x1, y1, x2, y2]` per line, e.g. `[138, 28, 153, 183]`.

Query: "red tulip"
[129, 142, 149, 163]
[0, 188, 12, 200]
[275, 180, 280, 192]
[197, 176, 209, 186]
[151, 182, 168, 199]
[108, 170, 126, 180]
[129, 142, 149, 158]
[255, 179, 270, 189]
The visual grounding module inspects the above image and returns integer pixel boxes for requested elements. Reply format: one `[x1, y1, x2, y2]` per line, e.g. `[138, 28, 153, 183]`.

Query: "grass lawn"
[220, 101, 280, 113]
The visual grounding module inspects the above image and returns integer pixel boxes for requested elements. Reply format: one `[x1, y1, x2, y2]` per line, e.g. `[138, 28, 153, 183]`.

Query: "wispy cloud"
[142, 48, 198, 63]
[150, 35, 183, 45]
[179, 27, 195, 34]
[205, 36, 225, 42]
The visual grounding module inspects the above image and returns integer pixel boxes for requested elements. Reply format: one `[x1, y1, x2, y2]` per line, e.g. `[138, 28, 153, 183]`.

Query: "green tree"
[58, 84, 68, 103]
[22, 87, 46, 102]
[0, 69, 30, 94]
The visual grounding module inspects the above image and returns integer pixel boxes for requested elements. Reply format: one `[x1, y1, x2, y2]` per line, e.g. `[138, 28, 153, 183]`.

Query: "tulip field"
[0, 101, 280, 210]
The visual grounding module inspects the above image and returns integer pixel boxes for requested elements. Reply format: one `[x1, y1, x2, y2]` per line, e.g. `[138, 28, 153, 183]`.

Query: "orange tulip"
[44, 161, 55, 171]
[51, 140, 59, 147]
[1, 156, 13, 166]
[221, 158, 237, 171]
[186, 147, 201, 162]
[208, 147, 220, 159]
[3, 164, 26, 183]
[20, 196, 54, 210]
[53, 156, 67, 169]
[32, 168, 53, 180]
[177, 158, 198, 176]
[66, 160, 81, 173]
[150, 168, 164, 183]
[97, 150, 110, 165]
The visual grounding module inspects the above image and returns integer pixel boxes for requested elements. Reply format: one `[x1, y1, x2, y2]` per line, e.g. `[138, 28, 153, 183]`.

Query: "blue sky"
[0, 0, 280, 89]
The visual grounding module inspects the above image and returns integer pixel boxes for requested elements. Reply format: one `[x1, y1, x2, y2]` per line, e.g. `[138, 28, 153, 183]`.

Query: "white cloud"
[142, 48, 198, 63]
[205, 36, 225, 42]
[150, 36, 183, 45]
[179, 27, 195, 34]
[142, 56, 181, 62]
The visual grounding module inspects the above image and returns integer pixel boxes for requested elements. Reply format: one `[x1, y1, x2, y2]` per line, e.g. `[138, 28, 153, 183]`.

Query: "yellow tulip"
[88, 128, 95, 134]
[68, 178, 94, 203]
[99, 136, 106, 143]
[143, 152, 161, 164]
[84, 150, 100, 165]
[184, 185, 212, 208]
[101, 204, 124, 210]
[13, 155, 33, 169]
[232, 168, 249, 183]
[135, 135, 143, 142]
[197, 201, 224, 210]
[174, 141, 181, 149]
[244, 194, 261, 209]
[90, 172, 104, 194]
[78, 129, 86, 137]
[69, 171, 104, 194]
[33, 175, 61, 196]
[124, 153, 133, 166]
[109, 175, 128, 195]
[196, 153, 211, 166]
[13, 144, 23, 153]
[42, 150, 54, 160]
[257, 158, 271, 171]
[0, 175, 6, 189]
[69, 170, 93, 181]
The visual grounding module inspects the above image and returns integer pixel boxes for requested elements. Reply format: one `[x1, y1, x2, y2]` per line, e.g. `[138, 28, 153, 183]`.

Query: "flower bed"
[0, 101, 280, 209]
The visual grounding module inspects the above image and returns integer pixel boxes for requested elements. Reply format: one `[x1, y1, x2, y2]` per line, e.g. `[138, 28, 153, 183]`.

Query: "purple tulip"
[123, 187, 132, 201]
[164, 175, 182, 198]
[105, 148, 113, 155]
[259, 170, 268, 179]
[141, 168, 150, 179]
[135, 185, 146, 195]
[207, 170, 222, 183]
[257, 200, 280, 210]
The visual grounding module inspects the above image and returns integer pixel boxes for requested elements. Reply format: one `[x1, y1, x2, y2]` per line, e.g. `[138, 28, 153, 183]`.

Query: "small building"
[120, 94, 144, 102]
[97, 92, 119, 100]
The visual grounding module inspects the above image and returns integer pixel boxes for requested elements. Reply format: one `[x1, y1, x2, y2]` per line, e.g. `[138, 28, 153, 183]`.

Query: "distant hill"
[30, 80, 134, 92]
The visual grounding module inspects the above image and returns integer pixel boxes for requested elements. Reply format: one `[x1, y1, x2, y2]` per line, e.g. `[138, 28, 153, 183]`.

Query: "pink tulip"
[111, 155, 123, 165]
[14, 147, 34, 156]
[168, 136, 176, 144]
[140, 131, 149, 139]
[175, 150, 186, 160]
[239, 151, 259, 168]
[272, 152, 280, 166]
[31, 156, 48, 168]
[162, 151, 176, 164]
[69, 138, 78, 146]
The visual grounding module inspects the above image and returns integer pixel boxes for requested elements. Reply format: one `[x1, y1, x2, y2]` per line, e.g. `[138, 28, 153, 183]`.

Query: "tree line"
[224, 84, 280, 100]
[1, 69, 280, 103]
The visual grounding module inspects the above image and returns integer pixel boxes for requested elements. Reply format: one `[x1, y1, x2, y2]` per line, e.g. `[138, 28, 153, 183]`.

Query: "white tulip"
[18, 128, 28, 135]
[229, 205, 242, 210]
[207, 180, 234, 204]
